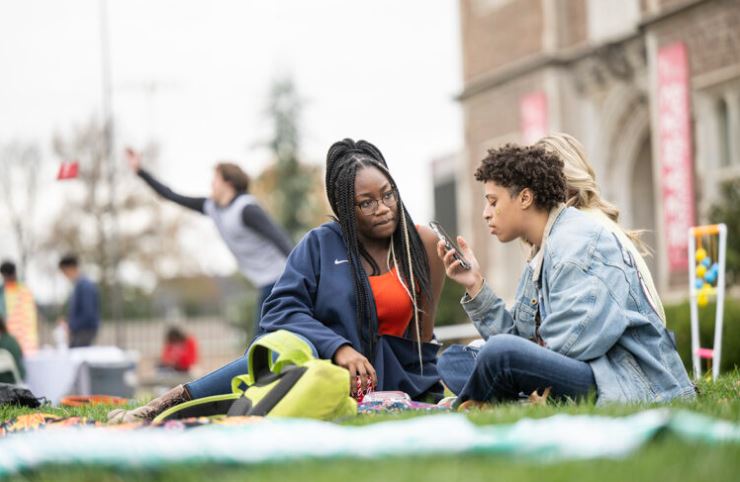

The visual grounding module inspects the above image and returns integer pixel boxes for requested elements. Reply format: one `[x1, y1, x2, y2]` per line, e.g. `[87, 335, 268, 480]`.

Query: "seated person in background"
[159, 326, 198, 373]
[535, 133, 665, 324]
[0, 316, 25, 384]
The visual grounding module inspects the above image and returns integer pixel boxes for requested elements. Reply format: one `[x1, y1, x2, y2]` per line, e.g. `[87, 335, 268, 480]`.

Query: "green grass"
[2, 372, 739, 482]
[6, 441, 739, 482]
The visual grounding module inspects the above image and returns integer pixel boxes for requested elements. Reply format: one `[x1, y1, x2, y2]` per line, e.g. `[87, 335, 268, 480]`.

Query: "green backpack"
[153, 330, 357, 422]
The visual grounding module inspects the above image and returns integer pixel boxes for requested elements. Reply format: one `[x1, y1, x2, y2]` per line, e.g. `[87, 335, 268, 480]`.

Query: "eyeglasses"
[355, 190, 398, 215]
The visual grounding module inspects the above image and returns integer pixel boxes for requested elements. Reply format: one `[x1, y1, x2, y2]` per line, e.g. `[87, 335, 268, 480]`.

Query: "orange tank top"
[368, 266, 414, 337]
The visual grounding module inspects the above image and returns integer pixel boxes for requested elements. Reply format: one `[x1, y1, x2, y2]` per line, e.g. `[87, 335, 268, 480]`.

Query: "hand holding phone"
[429, 221, 471, 270]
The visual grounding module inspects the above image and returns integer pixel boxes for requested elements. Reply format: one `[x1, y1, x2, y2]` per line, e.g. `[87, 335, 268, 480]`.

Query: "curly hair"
[474, 143, 567, 211]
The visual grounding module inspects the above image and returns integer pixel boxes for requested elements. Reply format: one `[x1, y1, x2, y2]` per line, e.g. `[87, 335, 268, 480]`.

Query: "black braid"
[324, 139, 432, 356]
[358, 243, 381, 276]
[333, 161, 377, 355]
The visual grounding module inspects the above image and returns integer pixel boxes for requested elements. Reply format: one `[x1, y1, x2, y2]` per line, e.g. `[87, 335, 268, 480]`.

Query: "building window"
[587, 0, 640, 43]
[702, 81, 740, 172]
[717, 97, 731, 167]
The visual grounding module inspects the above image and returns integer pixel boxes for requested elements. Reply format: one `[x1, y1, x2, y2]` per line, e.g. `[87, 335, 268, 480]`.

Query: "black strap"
[247, 366, 308, 416]
[158, 399, 236, 421]
[226, 395, 253, 416]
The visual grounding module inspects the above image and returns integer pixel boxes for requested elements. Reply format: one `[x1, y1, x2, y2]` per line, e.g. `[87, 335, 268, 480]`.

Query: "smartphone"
[429, 221, 471, 270]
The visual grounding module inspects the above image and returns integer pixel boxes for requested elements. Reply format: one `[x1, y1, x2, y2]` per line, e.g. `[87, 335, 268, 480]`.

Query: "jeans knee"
[437, 346, 455, 371]
[477, 334, 527, 371]
[438, 344, 465, 368]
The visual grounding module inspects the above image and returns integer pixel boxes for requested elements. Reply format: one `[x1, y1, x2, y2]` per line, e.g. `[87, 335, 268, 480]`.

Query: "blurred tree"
[433, 280, 468, 327]
[43, 118, 197, 318]
[259, 77, 327, 240]
[0, 141, 42, 278]
[252, 162, 330, 239]
[709, 179, 740, 285]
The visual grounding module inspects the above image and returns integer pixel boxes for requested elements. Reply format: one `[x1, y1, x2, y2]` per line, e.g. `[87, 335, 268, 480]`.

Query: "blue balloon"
[701, 257, 712, 268]
[695, 278, 705, 290]
[705, 270, 718, 285]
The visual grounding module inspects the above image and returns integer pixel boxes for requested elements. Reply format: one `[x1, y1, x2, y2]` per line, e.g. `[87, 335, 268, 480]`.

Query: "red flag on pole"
[57, 160, 79, 180]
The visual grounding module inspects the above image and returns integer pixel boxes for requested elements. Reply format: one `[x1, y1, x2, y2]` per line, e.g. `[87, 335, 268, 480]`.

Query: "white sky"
[0, 0, 463, 302]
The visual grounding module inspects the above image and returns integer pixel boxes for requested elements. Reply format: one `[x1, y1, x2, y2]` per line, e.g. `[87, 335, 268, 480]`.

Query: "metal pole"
[688, 228, 701, 379]
[713, 224, 727, 380]
[100, 0, 123, 347]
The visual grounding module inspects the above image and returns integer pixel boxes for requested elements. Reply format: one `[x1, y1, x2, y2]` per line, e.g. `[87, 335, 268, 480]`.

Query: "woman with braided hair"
[264, 138, 446, 395]
[109, 138, 446, 423]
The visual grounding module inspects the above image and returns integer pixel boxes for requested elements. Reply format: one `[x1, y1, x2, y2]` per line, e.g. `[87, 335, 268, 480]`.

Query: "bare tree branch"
[0, 141, 42, 277]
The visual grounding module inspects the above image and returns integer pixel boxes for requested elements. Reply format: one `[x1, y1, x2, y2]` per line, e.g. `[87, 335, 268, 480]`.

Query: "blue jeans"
[438, 334, 596, 403]
[186, 332, 317, 399]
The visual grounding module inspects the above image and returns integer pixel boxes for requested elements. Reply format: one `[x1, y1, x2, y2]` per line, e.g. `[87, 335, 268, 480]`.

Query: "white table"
[24, 346, 139, 405]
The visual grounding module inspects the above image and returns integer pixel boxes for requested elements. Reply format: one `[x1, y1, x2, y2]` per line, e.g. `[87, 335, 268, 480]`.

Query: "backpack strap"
[226, 395, 253, 416]
[247, 365, 308, 416]
[237, 330, 315, 387]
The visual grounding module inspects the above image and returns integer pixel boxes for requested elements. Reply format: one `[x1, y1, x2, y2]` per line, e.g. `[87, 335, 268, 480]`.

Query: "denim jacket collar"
[529, 203, 567, 284]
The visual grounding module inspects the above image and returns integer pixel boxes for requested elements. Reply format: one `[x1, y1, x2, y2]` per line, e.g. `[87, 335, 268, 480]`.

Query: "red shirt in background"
[160, 336, 198, 372]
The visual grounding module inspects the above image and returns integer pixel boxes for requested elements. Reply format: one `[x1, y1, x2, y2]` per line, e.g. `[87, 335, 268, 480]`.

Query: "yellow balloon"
[696, 264, 707, 278]
[695, 248, 707, 262]
[698, 293, 709, 307]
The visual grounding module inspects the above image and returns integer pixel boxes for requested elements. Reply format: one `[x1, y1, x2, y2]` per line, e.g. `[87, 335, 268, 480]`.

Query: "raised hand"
[124, 147, 142, 172]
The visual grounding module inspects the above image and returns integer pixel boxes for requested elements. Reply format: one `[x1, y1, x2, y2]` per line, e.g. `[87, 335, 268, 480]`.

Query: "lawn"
[1, 372, 738, 482]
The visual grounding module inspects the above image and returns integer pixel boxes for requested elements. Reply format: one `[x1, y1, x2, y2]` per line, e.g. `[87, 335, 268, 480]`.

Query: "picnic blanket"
[358, 399, 447, 414]
[0, 410, 737, 475]
[0, 412, 263, 436]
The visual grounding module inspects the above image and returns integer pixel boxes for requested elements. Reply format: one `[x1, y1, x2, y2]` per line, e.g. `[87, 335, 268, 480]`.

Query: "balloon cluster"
[695, 248, 719, 307]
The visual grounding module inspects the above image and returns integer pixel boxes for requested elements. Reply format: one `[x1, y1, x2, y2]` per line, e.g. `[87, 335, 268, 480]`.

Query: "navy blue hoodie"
[259, 222, 441, 399]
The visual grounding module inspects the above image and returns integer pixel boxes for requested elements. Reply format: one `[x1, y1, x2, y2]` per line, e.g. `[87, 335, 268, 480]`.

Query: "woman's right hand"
[436, 236, 484, 298]
[125, 147, 141, 172]
[333, 344, 376, 395]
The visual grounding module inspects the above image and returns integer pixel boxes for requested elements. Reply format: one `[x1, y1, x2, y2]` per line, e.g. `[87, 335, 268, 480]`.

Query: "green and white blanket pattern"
[0, 410, 738, 475]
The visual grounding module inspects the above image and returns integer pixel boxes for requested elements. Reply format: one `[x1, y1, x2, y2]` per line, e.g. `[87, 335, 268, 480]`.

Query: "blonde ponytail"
[536, 133, 650, 256]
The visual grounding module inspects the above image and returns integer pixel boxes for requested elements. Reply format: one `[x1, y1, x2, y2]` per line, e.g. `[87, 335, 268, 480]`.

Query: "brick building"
[449, 0, 740, 300]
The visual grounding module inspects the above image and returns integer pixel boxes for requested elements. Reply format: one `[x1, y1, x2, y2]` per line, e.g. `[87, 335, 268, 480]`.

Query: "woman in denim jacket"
[437, 143, 695, 405]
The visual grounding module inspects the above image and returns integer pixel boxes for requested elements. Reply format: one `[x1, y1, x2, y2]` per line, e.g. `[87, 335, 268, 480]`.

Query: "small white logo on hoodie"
[334, 259, 349, 265]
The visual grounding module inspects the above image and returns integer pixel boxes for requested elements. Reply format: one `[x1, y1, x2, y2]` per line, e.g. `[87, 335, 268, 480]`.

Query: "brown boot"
[108, 384, 191, 424]
[456, 399, 492, 411]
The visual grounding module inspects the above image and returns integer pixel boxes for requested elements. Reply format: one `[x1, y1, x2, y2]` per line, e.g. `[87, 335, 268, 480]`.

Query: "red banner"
[657, 42, 696, 272]
[520, 91, 548, 144]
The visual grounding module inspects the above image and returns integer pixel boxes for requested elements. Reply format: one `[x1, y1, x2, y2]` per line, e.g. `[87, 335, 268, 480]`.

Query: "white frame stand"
[688, 223, 727, 381]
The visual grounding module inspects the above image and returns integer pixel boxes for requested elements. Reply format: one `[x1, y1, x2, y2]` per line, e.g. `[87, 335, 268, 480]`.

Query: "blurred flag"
[57, 160, 79, 180]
